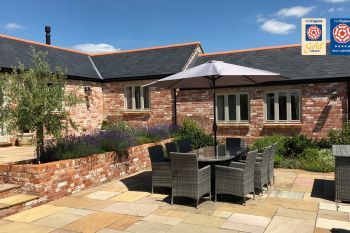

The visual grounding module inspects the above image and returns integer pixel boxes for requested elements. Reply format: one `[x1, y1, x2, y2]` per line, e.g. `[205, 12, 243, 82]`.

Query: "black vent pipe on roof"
[45, 26, 51, 45]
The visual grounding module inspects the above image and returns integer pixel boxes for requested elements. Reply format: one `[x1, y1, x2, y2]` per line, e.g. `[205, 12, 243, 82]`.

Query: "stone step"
[0, 184, 21, 199]
[0, 142, 12, 147]
[0, 194, 39, 210]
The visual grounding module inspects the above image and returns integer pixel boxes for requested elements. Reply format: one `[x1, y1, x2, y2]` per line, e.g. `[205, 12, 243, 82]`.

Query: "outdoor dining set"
[148, 138, 278, 208]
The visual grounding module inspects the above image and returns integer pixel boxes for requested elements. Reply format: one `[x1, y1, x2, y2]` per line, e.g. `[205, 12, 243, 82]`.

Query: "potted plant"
[16, 126, 34, 146]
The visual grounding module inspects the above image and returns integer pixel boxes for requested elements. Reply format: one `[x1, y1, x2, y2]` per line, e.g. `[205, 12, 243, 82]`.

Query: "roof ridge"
[199, 40, 331, 57]
[91, 42, 201, 57]
[0, 34, 92, 56]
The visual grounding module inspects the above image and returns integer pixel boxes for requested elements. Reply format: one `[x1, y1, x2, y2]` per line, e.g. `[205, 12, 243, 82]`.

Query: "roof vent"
[45, 26, 51, 45]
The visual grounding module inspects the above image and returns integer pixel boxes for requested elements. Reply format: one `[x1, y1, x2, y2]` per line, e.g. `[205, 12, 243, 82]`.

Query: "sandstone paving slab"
[338, 204, 350, 213]
[318, 209, 349, 221]
[0, 183, 19, 192]
[275, 207, 317, 220]
[0, 203, 8, 209]
[221, 221, 265, 233]
[135, 197, 169, 206]
[4, 204, 66, 223]
[148, 193, 169, 200]
[98, 181, 129, 193]
[226, 213, 271, 227]
[217, 203, 278, 218]
[0, 194, 38, 206]
[316, 218, 350, 230]
[313, 227, 332, 233]
[152, 209, 191, 219]
[60, 207, 95, 216]
[0, 219, 11, 225]
[160, 203, 214, 215]
[290, 185, 313, 193]
[182, 213, 226, 228]
[143, 214, 182, 225]
[303, 193, 335, 204]
[97, 228, 127, 233]
[63, 211, 123, 233]
[50, 229, 80, 233]
[269, 190, 304, 200]
[125, 220, 174, 233]
[85, 191, 120, 200]
[170, 222, 238, 233]
[50, 196, 114, 211]
[32, 212, 82, 228]
[112, 191, 150, 202]
[0, 222, 54, 233]
[72, 186, 101, 197]
[106, 214, 141, 231]
[211, 210, 233, 218]
[264, 197, 319, 212]
[264, 215, 315, 233]
[102, 202, 158, 216]
[319, 202, 337, 211]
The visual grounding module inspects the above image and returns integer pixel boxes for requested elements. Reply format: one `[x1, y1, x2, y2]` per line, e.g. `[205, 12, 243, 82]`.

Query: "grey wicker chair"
[165, 142, 177, 157]
[215, 150, 257, 205]
[255, 146, 271, 194]
[170, 152, 211, 208]
[148, 145, 171, 193]
[178, 140, 192, 153]
[268, 143, 278, 186]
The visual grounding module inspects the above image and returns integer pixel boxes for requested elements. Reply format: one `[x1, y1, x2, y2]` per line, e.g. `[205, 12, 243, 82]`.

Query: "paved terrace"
[0, 146, 36, 164]
[0, 168, 346, 233]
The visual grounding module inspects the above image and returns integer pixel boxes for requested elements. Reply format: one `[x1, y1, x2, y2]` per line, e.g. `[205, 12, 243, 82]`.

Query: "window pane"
[217, 95, 225, 121]
[291, 91, 300, 120]
[278, 92, 287, 121]
[143, 87, 150, 109]
[228, 95, 236, 121]
[125, 87, 132, 109]
[135, 86, 141, 109]
[266, 93, 275, 120]
[240, 94, 249, 121]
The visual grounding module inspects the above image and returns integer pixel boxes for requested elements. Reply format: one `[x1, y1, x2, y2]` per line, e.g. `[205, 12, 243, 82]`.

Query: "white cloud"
[324, 0, 349, 3]
[260, 19, 296, 34]
[71, 43, 120, 54]
[256, 14, 266, 23]
[329, 7, 345, 12]
[4, 22, 23, 30]
[277, 6, 314, 18]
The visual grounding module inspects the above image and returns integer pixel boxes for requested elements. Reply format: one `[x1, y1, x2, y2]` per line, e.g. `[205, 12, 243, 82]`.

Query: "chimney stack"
[45, 26, 51, 45]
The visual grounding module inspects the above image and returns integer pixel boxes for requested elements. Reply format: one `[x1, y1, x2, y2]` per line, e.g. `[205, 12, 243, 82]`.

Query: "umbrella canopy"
[144, 60, 287, 153]
[146, 60, 287, 89]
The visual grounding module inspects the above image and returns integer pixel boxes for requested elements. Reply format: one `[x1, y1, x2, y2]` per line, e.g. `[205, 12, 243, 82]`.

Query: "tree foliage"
[0, 48, 81, 162]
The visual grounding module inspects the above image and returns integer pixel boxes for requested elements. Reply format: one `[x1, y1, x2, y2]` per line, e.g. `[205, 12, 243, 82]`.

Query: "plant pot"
[17, 133, 34, 146]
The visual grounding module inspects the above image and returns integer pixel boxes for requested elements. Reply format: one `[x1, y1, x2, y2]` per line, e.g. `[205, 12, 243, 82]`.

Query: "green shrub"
[283, 135, 315, 158]
[249, 134, 285, 155]
[299, 148, 335, 172]
[274, 154, 301, 169]
[328, 123, 350, 145]
[175, 119, 214, 150]
[101, 120, 128, 131]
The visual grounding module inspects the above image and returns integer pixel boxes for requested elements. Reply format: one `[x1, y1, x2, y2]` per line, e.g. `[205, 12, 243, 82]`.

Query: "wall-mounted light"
[84, 86, 92, 96]
[331, 87, 338, 98]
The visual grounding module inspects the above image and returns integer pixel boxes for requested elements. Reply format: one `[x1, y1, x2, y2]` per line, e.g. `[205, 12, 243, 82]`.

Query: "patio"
[0, 146, 35, 164]
[0, 168, 345, 233]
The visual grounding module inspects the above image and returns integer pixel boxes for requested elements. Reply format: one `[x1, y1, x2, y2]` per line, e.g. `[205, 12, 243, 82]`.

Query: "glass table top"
[191, 145, 247, 162]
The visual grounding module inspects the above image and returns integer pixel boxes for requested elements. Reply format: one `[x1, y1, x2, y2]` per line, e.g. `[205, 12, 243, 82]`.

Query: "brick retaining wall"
[0, 139, 172, 201]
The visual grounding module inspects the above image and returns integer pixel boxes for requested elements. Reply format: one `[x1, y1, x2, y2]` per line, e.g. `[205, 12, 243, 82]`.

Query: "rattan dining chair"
[215, 150, 257, 205]
[165, 142, 177, 157]
[255, 146, 271, 194]
[178, 140, 192, 153]
[170, 152, 211, 208]
[148, 145, 171, 193]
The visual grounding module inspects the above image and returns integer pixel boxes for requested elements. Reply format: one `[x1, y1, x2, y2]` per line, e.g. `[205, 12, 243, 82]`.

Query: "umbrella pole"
[212, 78, 218, 155]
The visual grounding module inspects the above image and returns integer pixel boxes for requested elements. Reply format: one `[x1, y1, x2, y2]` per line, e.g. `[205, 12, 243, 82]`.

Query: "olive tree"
[0, 48, 81, 163]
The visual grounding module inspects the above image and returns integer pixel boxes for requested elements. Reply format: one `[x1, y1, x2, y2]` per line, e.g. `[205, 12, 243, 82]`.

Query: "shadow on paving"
[311, 179, 335, 201]
[331, 229, 350, 233]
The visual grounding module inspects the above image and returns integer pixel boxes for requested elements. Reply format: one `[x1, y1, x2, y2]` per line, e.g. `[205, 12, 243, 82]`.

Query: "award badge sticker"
[330, 18, 350, 55]
[302, 18, 326, 55]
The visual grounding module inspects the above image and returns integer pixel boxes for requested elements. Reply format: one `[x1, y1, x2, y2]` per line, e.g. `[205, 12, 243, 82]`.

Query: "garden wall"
[0, 139, 172, 201]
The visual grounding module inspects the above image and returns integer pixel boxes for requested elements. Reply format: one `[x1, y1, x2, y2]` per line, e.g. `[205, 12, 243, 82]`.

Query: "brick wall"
[65, 80, 104, 133]
[103, 80, 173, 126]
[0, 139, 172, 200]
[176, 81, 347, 142]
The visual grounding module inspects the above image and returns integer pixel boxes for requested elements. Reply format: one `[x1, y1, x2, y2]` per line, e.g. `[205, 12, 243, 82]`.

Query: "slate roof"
[192, 44, 350, 81]
[91, 42, 199, 80]
[0, 34, 200, 81]
[0, 35, 101, 80]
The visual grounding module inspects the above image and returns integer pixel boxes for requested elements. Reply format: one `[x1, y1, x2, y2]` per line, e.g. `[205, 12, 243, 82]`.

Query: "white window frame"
[124, 86, 150, 111]
[263, 89, 301, 123]
[216, 92, 250, 123]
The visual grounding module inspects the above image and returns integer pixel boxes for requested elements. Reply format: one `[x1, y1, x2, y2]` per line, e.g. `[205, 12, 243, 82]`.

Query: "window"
[264, 90, 301, 122]
[124, 86, 150, 110]
[216, 93, 249, 123]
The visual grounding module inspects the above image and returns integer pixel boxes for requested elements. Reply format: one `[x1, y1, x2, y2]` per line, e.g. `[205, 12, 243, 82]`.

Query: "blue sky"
[1, 0, 349, 54]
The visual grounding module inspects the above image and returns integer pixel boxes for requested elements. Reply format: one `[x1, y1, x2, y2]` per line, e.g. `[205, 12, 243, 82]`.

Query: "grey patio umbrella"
[145, 60, 287, 149]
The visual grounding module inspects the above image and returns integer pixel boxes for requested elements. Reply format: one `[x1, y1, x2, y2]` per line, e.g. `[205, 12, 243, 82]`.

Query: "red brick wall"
[176, 81, 347, 142]
[65, 80, 104, 133]
[102, 80, 173, 126]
